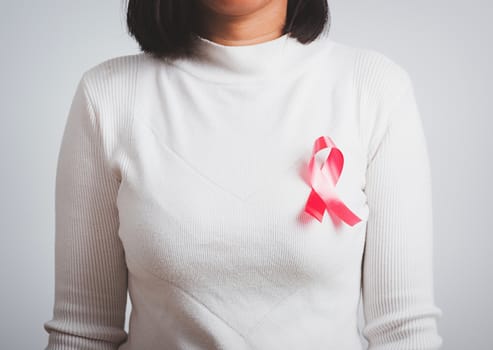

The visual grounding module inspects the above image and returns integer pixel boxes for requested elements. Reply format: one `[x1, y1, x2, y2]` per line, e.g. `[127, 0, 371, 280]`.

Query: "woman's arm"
[361, 70, 443, 349]
[43, 74, 128, 349]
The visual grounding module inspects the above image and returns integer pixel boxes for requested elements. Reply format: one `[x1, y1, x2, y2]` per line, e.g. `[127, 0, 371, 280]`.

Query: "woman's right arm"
[43, 74, 128, 350]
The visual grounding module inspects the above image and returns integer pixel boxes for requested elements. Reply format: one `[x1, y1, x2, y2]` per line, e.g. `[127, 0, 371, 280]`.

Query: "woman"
[43, 0, 443, 349]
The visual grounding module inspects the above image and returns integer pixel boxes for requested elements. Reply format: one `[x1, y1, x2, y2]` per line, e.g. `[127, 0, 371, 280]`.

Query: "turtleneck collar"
[167, 32, 329, 84]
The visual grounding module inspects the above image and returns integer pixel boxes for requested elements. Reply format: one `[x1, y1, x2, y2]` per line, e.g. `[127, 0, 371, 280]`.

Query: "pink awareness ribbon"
[304, 135, 362, 226]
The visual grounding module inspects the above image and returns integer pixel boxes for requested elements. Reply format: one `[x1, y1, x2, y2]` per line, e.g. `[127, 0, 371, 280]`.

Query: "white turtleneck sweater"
[43, 32, 443, 350]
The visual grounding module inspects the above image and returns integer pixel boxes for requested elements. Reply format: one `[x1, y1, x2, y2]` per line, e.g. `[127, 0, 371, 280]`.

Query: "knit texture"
[43, 32, 443, 349]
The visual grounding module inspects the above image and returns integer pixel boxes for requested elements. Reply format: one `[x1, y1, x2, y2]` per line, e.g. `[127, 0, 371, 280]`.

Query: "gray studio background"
[1, 1, 491, 349]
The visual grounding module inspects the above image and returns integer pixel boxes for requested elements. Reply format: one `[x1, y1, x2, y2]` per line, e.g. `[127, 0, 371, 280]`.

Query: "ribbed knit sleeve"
[356, 53, 444, 349]
[43, 73, 128, 349]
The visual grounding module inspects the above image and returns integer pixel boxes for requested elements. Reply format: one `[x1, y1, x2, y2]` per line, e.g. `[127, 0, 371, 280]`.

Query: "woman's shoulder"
[326, 37, 412, 91]
[314, 36, 414, 109]
[80, 53, 145, 90]
[76, 53, 147, 119]
[75, 53, 146, 151]
[326, 38, 418, 162]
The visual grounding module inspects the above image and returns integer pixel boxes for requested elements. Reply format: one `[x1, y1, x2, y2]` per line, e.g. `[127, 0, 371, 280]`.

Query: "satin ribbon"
[304, 135, 362, 226]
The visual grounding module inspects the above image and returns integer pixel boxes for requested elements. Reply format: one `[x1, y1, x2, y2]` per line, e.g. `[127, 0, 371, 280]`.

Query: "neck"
[165, 32, 331, 85]
[195, 0, 288, 46]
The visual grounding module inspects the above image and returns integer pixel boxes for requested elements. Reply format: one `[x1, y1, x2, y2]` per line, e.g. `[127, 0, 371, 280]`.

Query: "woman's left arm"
[361, 70, 443, 349]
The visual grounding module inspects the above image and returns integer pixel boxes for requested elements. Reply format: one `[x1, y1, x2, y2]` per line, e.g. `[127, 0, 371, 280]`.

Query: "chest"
[116, 69, 370, 295]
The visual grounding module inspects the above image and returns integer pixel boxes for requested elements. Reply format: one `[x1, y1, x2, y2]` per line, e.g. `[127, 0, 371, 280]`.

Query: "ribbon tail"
[327, 199, 362, 226]
[304, 189, 326, 222]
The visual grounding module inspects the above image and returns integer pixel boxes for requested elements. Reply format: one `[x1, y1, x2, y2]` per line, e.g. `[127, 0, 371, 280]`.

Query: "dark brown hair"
[126, 0, 330, 60]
